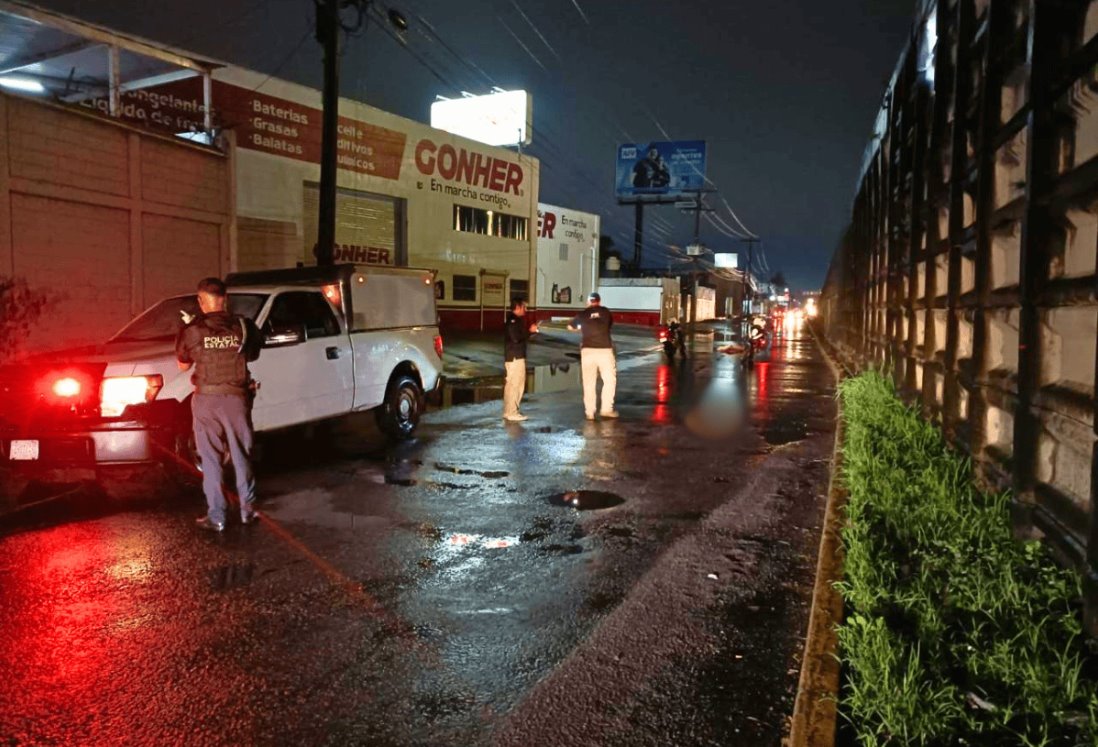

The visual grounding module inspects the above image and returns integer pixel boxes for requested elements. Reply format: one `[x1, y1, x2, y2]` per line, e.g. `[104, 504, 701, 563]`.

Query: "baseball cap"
[588, 292, 601, 302]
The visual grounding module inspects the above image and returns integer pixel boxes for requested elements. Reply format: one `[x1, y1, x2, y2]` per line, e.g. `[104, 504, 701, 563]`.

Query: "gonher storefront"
[127, 69, 541, 332]
[0, 2, 540, 332]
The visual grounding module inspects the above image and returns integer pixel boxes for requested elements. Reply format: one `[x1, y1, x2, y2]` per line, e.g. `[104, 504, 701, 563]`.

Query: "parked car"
[0, 264, 444, 489]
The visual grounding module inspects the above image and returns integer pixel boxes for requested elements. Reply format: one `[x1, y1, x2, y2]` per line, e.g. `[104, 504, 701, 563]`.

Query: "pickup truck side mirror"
[264, 324, 306, 348]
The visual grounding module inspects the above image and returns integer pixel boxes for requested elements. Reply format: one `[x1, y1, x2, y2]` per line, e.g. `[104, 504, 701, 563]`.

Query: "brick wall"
[0, 94, 233, 353]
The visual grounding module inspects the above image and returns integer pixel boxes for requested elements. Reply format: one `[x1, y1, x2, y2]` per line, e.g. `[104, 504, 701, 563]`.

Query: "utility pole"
[741, 236, 759, 317]
[679, 190, 712, 327]
[633, 202, 644, 271]
[314, 2, 404, 267]
[315, 0, 342, 267]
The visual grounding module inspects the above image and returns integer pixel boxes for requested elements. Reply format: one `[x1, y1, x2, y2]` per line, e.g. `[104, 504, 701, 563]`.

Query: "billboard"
[430, 90, 532, 147]
[615, 140, 707, 199]
[714, 252, 738, 269]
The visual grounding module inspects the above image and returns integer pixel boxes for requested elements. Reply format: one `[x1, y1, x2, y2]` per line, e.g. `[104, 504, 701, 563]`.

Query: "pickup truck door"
[250, 290, 354, 431]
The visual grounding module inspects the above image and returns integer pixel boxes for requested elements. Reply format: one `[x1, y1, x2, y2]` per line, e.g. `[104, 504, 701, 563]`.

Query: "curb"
[786, 323, 847, 747]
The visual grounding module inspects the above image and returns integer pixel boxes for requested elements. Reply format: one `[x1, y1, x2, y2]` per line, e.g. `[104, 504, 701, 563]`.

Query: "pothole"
[434, 463, 509, 479]
[547, 490, 626, 511]
[762, 421, 808, 446]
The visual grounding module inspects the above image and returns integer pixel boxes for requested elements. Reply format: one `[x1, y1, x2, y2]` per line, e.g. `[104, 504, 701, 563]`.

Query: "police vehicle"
[0, 264, 444, 484]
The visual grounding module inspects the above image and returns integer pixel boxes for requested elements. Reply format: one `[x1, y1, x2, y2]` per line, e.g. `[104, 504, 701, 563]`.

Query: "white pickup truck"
[0, 264, 444, 482]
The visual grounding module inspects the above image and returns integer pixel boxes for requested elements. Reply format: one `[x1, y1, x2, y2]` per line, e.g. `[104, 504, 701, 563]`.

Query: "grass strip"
[835, 371, 1097, 746]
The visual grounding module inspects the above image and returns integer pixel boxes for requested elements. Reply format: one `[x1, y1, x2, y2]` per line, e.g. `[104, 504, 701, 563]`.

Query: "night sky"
[36, 0, 917, 290]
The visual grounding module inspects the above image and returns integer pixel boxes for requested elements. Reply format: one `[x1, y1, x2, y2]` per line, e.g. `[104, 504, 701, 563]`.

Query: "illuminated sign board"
[615, 140, 707, 199]
[714, 252, 738, 269]
[430, 90, 532, 147]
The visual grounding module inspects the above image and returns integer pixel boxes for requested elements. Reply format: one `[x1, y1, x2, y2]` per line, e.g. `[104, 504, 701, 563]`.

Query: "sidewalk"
[441, 322, 662, 381]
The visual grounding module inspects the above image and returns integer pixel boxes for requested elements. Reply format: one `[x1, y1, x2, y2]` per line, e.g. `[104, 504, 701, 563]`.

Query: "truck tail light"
[100, 375, 163, 417]
[38, 370, 96, 406]
[321, 283, 342, 309]
[433, 335, 444, 359]
[52, 377, 82, 398]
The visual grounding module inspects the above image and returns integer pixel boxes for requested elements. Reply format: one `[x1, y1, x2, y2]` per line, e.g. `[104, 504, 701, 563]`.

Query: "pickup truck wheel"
[376, 374, 423, 439]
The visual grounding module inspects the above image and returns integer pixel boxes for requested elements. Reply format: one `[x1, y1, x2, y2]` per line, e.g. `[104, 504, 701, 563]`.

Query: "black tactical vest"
[181, 312, 252, 396]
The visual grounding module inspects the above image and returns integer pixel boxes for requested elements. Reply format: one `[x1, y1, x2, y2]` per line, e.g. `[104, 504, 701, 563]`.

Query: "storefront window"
[454, 205, 490, 235]
[453, 274, 477, 301]
[453, 204, 529, 241]
[492, 212, 529, 241]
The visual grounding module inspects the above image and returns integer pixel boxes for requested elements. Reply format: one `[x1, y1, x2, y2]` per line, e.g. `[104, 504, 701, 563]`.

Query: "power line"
[249, 26, 314, 94]
[349, 3, 719, 270]
[497, 16, 547, 71]
[508, 0, 562, 61]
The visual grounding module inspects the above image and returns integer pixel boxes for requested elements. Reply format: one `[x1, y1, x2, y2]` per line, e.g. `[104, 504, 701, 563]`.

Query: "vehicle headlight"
[100, 375, 163, 417]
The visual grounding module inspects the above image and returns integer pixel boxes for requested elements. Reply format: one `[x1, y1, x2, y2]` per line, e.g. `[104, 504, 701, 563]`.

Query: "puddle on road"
[547, 490, 626, 511]
[437, 363, 581, 408]
[208, 562, 255, 591]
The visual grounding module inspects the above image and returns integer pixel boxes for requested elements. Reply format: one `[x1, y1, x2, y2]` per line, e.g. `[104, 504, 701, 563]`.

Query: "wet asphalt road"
[0, 319, 836, 746]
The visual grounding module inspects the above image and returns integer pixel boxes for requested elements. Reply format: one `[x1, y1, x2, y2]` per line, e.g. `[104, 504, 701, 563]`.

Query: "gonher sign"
[430, 90, 531, 147]
[82, 78, 407, 180]
[615, 140, 707, 199]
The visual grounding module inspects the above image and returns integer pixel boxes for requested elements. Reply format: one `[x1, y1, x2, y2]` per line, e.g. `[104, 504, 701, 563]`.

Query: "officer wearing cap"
[568, 292, 618, 420]
[176, 277, 263, 532]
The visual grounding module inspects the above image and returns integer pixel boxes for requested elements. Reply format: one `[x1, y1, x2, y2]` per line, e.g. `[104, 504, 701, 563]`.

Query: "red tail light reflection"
[651, 364, 672, 423]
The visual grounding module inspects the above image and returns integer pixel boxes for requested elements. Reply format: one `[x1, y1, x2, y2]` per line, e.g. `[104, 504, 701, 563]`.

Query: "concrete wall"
[0, 93, 232, 353]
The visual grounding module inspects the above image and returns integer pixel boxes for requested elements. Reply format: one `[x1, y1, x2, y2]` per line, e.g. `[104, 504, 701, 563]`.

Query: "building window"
[453, 274, 477, 301]
[510, 279, 529, 304]
[454, 205, 490, 235]
[493, 212, 528, 241]
[453, 204, 529, 241]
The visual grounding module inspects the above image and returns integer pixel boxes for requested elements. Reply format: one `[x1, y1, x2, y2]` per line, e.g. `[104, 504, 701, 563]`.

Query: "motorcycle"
[743, 315, 771, 366]
[658, 321, 686, 358]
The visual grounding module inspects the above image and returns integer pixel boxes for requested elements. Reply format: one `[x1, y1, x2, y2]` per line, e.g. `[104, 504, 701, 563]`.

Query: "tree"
[769, 271, 787, 288]
[0, 277, 51, 360]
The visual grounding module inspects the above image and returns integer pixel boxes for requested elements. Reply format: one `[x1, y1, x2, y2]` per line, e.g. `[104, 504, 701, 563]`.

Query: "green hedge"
[836, 372, 1098, 745]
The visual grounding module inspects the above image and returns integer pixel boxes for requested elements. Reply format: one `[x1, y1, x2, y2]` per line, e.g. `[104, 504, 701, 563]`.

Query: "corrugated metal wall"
[820, 0, 1098, 629]
[0, 93, 233, 352]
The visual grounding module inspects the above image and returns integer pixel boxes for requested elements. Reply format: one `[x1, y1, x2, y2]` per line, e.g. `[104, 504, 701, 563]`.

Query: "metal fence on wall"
[820, 0, 1098, 629]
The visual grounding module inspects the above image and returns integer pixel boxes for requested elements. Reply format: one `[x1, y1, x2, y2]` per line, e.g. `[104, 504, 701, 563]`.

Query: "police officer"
[568, 292, 618, 420]
[503, 298, 538, 422]
[176, 277, 263, 532]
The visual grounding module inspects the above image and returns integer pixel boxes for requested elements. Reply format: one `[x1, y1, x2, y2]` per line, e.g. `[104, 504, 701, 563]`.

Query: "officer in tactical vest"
[176, 277, 263, 532]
